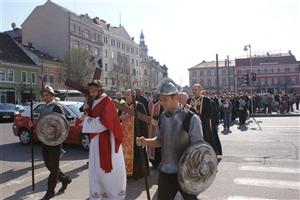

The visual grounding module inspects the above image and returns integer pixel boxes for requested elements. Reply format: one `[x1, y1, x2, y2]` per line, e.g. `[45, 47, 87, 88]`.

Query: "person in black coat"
[188, 85, 222, 159]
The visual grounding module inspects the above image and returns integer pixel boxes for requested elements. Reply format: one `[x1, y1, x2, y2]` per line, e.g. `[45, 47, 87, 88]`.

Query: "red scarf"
[89, 95, 124, 173]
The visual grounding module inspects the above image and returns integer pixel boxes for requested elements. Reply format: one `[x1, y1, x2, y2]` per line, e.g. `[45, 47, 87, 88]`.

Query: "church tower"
[139, 30, 148, 58]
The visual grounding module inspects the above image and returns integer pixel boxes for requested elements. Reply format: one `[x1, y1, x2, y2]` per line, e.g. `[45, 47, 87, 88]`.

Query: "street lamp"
[243, 44, 254, 115]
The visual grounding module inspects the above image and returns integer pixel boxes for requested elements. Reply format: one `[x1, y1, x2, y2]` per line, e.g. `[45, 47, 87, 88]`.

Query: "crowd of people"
[33, 79, 299, 200]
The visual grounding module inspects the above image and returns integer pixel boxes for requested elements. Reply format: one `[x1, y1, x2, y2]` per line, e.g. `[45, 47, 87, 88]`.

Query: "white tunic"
[83, 98, 127, 200]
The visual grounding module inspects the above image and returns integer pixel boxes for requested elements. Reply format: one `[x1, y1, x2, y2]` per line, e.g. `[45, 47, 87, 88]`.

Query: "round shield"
[36, 112, 69, 146]
[178, 143, 218, 195]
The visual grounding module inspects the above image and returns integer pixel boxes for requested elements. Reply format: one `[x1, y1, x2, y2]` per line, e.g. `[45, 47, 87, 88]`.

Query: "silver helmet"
[157, 77, 182, 96]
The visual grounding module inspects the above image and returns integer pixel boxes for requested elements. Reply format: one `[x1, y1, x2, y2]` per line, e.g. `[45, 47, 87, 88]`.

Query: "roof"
[0, 33, 36, 66]
[189, 60, 236, 70]
[4, 28, 22, 39]
[235, 53, 298, 67]
[24, 46, 61, 62]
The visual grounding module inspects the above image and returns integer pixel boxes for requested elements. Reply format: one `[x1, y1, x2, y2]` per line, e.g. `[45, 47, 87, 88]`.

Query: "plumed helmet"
[157, 77, 182, 96]
[41, 85, 56, 95]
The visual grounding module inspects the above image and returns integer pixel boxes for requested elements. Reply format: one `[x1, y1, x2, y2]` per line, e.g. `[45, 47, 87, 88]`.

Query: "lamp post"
[244, 44, 254, 115]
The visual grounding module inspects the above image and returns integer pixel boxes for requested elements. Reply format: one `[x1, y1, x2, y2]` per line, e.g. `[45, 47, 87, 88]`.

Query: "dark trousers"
[223, 112, 230, 130]
[42, 145, 69, 193]
[157, 171, 198, 200]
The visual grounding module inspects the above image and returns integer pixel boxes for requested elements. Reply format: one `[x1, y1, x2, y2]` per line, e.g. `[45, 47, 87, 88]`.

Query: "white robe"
[83, 98, 127, 200]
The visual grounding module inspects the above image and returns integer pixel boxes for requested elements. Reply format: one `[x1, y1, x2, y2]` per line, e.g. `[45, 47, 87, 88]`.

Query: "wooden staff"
[131, 89, 151, 200]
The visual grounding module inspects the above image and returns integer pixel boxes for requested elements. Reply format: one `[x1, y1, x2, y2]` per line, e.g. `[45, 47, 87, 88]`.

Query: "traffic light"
[243, 73, 249, 85]
[252, 73, 257, 82]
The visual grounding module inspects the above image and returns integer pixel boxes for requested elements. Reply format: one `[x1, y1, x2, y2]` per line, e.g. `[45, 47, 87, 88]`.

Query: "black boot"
[40, 191, 55, 200]
[58, 178, 72, 193]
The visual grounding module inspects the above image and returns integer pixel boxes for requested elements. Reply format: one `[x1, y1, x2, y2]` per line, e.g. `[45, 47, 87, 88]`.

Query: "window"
[290, 67, 296, 73]
[72, 24, 76, 32]
[105, 63, 108, 71]
[133, 69, 136, 76]
[93, 47, 99, 56]
[290, 76, 296, 84]
[136, 60, 138, 66]
[132, 58, 134, 65]
[207, 79, 212, 87]
[222, 69, 226, 76]
[30, 72, 36, 84]
[105, 50, 108, 58]
[49, 72, 54, 83]
[144, 69, 147, 75]
[267, 77, 272, 85]
[222, 78, 227, 86]
[86, 44, 91, 51]
[207, 70, 211, 76]
[21, 71, 27, 83]
[131, 47, 135, 54]
[0, 68, 5, 81]
[126, 46, 130, 52]
[273, 77, 278, 85]
[92, 33, 97, 41]
[200, 71, 204, 76]
[105, 77, 108, 85]
[73, 41, 79, 48]
[83, 29, 89, 39]
[117, 41, 120, 48]
[111, 52, 114, 59]
[77, 26, 81, 34]
[111, 39, 115, 46]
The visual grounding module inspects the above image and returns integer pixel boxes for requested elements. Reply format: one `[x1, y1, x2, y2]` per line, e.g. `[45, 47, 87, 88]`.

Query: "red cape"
[90, 95, 124, 173]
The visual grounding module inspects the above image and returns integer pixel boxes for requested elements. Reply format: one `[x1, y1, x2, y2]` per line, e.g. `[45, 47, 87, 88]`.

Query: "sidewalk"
[252, 109, 300, 117]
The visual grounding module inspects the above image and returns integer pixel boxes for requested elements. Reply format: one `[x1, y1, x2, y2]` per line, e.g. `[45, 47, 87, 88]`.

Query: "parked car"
[16, 104, 27, 113]
[0, 103, 16, 123]
[12, 101, 90, 150]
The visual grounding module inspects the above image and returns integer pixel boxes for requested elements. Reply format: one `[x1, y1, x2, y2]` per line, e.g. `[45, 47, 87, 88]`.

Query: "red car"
[12, 101, 90, 150]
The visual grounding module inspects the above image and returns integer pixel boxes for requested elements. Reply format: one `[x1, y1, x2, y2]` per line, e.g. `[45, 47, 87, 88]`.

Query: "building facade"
[0, 33, 39, 103]
[235, 52, 300, 94]
[93, 18, 142, 92]
[188, 60, 235, 93]
[138, 31, 168, 91]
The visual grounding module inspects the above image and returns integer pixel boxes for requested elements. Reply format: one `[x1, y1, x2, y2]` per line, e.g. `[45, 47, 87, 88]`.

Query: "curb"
[251, 114, 300, 117]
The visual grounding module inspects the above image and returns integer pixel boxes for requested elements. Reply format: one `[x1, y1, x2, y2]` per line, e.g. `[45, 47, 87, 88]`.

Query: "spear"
[30, 73, 35, 191]
[131, 89, 150, 200]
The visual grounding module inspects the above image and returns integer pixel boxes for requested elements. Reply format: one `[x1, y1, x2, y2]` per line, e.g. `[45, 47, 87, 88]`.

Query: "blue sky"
[1, 0, 299, 86]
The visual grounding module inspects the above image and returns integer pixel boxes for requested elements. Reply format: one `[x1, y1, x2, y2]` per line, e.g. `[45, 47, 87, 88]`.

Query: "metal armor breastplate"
[159, 109, 190, 173]
[40, 103, 55, 117]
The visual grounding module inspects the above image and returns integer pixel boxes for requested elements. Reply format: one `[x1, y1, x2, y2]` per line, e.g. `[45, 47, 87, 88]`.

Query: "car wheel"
[81, 134, 90, 150]
[19, 129, 31, 145]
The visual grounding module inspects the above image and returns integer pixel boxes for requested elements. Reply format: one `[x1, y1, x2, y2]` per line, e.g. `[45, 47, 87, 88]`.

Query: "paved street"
[1, 116, 299, 200]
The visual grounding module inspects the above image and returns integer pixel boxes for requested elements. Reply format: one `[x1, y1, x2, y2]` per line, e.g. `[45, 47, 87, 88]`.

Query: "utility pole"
[227, 55, 230, 92]
[216, 54, 219, 96]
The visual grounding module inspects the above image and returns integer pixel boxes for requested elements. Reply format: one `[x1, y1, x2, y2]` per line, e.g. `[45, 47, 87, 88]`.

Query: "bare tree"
[108, 52, 132, 91]
[63, 48, 95, 86]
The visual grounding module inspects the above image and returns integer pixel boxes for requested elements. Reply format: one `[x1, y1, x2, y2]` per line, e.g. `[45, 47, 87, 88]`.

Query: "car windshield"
[66, 103, 83, 117]
[0, 104, 16, 110]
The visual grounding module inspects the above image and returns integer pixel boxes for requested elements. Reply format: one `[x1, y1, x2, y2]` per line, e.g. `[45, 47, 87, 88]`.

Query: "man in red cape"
[81, 80, 126, 200]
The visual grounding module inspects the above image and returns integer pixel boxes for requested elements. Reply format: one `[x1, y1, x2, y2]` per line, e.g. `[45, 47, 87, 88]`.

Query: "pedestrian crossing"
[226, 160, 300, 200]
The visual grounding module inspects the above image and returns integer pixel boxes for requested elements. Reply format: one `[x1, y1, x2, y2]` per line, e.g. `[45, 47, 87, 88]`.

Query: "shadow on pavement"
[3, 164, 88, 200]
[0, 143, 88, 162]
[126, 168, 158, 200]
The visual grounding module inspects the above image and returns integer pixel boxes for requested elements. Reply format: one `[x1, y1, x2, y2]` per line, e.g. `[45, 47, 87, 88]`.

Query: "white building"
[138, 31, 168, 91]
[188, 60, 236, 92]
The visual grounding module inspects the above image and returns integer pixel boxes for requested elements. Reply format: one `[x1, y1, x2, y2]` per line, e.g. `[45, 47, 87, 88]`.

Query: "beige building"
[188, 60, 236, 92]
[22, 0, 103, 85]
[21, 0, 166, 93]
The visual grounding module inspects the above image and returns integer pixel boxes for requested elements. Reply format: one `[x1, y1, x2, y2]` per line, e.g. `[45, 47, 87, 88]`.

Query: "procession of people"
[33, 78, 222, 200]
